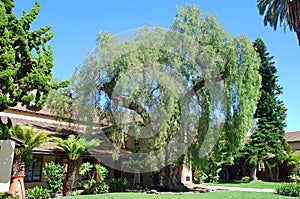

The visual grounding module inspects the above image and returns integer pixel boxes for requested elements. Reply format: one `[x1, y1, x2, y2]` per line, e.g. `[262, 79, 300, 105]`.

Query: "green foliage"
[79, 162, 94, 177]
[54, 135, 101, 160]
[287, 153, 300, 183]
[286, 153, 300, 167]
[257, 0, 300, 45]
[241, 176, 251, 183]
[276, 183, 300, 197]
[123, 157, 145, 173]
[94, 164, 108, 182]
[42, 161, 65, 196]
[208, 167, 222, 183]
[73, 4, 261, 176]
[9, 124, 49, 153]
[242, 38, 289, 180]
[93, 181, 109, 194]
[0, 118, 12, 140]
[79, 162, 109, 195]
[193, 169, 208, 184]
[9, 123, 48, 167]
[111, 178, 130, 192]
[25, 186, 50, 199]
[0, 0, 68, 112]
[257, 0, 290, 31]
[192, 157, 222, 183]
[45, 86, 73, 120]
[71, 189, 80, 196]
[0, 193, 18, 199]
[54, 135, 101, 196]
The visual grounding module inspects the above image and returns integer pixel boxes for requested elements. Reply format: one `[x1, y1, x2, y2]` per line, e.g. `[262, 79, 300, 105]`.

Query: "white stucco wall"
[0, 140, 15, 193]
[180, 164, 192, 184]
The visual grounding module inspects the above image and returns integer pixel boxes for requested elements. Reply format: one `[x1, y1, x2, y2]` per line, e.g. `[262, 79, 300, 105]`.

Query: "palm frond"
[9, 123, 49, 149]
[54, 134, 101, 160]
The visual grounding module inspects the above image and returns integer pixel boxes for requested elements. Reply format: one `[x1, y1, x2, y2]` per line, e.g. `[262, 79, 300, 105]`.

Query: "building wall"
[141, 172, 152, 185]
[0, 140, 15, 193]
[289, 142, 300, 153]
[25, 155, 56, 189]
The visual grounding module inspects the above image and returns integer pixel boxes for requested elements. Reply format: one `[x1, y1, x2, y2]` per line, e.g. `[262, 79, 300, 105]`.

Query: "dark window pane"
[24, 156, 43, 182]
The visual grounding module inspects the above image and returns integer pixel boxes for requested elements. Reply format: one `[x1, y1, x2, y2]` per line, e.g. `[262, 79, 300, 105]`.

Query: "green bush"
[111, 178, 130, 192]
[94, 181, 109, 194]
[241, 176, 251, 183]
[25, 186, 50, 199]
[193, 170, 208, 184]
[0, 193, 18, 199]
[42, 161, 65, 196]
[276, 183, 300, 197]
[95, 164, 109, 181]
[79, 162, 109, 195]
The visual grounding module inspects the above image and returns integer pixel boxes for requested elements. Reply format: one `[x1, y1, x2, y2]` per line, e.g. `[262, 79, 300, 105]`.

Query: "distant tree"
[243, 38, 290, 180]
[257, 0, 300, 46]
[0, 0, 68, 112]
[45, 86, 74, 120]
[54, 135, 101, 196]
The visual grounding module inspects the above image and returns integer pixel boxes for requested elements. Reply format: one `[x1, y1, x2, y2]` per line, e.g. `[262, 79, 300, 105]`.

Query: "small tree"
[54, 135, 101, 196]
[9, 123, 49, 175]
[43, 161, 65, 197]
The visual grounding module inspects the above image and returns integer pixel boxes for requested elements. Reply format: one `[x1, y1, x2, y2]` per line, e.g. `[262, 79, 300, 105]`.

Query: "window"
[25, 156, 42, 182]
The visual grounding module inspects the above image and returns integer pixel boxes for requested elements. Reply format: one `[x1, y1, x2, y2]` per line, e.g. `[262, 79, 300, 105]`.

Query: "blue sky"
[14, 0, 299, 132]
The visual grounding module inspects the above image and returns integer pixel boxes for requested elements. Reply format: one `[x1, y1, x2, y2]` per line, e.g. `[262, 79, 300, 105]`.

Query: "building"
[285, 131, 300, 154]
[0, 105, 192, 190]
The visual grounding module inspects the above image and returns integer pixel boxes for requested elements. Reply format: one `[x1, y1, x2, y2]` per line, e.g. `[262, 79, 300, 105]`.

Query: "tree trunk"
[266, 161, 277, 181]
[163, 165, 181, 191]
[65, 159, 78, 196]
[250, 164, 257, 180]
[12, 154, 25, 176]
[276, 162, 279, 181]
[225, 166, 229, 181]
[287, 0, 300, 46]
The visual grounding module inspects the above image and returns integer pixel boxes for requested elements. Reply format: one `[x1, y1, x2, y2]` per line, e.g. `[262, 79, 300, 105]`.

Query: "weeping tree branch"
[97, 57, 230, 127]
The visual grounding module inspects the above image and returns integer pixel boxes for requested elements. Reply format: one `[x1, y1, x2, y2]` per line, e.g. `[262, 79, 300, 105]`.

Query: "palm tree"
[257, 0, 300, 45]
[9, 123, 49, 176]
[54, 134, 101, 196]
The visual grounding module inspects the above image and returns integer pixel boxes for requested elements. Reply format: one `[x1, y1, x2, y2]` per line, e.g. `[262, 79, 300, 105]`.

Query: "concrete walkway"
[185, 183, 275, 193]
[201, 185, 275, 193]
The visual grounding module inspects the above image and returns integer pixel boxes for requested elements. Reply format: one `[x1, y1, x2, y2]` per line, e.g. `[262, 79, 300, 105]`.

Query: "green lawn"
[206, 181, 287, 189]
[63, 192, 295, 199]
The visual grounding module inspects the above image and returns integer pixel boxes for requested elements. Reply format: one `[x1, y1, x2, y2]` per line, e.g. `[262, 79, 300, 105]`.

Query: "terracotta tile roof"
[244, 131, 300, 143]
[285, 131, 300, 143]
[9, 104, 55, 117]
[0, 106, 130, 159]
